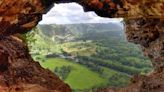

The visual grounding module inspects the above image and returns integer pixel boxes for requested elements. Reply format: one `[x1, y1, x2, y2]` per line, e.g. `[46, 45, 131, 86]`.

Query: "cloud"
[39, 3, 123, 24]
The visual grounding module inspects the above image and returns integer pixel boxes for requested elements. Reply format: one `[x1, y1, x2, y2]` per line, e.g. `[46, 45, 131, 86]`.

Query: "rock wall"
[0, 0, 71, 92]
[0, 0, 163, 92]
[76, 0, 164, 18]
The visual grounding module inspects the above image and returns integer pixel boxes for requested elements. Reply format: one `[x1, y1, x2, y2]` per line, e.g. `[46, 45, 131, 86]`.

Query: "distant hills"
[38, 23, 123, 33]
[38, 23, 124, 43]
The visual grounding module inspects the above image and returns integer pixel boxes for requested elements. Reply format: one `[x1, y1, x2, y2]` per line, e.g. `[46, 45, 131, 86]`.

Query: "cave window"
[27, 3, 152, 91]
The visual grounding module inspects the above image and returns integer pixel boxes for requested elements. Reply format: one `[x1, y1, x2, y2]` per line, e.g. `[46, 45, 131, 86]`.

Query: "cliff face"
[0, 0, 163, 92]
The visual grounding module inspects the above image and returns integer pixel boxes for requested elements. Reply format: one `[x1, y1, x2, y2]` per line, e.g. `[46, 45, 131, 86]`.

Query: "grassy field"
[61, 41, 97, 56]
[38, 58, 107, 90]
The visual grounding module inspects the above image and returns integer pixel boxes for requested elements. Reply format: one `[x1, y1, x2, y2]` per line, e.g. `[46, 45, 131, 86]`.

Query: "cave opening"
[25, 3, 153, 92]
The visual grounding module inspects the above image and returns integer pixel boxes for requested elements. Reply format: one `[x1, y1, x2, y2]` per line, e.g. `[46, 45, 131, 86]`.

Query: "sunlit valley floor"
[26, 23, 152, 92]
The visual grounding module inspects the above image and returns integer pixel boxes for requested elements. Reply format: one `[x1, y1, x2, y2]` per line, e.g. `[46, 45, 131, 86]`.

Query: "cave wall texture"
[0, 0, 163, 92]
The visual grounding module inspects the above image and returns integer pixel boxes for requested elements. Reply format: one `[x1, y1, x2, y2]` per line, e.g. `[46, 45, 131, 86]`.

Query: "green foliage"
[22, 27, 38, 49]
[107, 73, 130, 87]
[54, 65, 72, 80]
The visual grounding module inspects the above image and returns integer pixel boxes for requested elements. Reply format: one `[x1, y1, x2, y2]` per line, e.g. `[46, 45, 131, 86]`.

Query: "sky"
[39, 3, 123, 25]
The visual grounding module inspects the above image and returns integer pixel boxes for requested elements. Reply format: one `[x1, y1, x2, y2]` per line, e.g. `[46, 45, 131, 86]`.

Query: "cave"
[0, 0, 163, 92]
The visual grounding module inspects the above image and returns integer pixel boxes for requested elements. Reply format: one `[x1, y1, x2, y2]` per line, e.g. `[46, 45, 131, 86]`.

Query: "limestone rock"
[77, 0, 164, 18]
[0, 36, 71, 92]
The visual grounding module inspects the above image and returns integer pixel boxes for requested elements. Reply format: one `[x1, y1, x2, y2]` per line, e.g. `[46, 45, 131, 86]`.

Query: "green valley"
[25, 23, 152, 92]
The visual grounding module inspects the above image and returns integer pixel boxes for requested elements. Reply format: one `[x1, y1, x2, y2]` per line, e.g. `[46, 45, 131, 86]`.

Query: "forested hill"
[38, 23, 124, 43]
[38, 23, 123, 34]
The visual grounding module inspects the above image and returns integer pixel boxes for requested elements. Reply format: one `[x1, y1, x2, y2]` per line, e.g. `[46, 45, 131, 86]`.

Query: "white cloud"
[39, 3, 123, 24]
